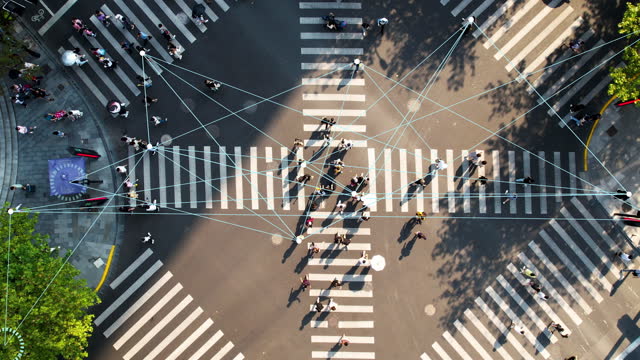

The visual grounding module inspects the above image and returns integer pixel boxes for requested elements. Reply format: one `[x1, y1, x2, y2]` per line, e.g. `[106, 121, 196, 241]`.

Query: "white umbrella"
[61, 50, 79, 66]
[361, 193, 376, 208]
[370, 255, 386, 271]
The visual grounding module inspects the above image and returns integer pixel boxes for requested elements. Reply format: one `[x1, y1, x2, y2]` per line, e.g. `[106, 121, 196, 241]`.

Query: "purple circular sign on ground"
[48, 157, 87, 196]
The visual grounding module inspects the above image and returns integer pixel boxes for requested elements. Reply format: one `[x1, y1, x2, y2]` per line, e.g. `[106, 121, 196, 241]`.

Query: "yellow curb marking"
[95, 245, 116, 292]
[583, 95, 617, 171]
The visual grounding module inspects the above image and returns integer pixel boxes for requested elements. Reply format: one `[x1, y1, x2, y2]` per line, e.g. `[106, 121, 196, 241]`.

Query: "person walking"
[314, 297, 324, 312]
[548, 322, 569, 338]
[569, 103, 585, 113]
[52, 130, 66, 137]
[137, 31, 152, 46]
[308, 242, 320, 257]
[434, 159, 448, 171]
[328, 298, 338, 311]
[120, 40, 133, 54]
[336, 200, 346, 214]
[150, 116, 167, 126]
[168, 42, 184, 60]
[352, 58, 361, 72]
[503, 190, 517, 204]
[158, 24, 176, 41]
[615, 251, 634, 265]
[115, 165, 127, 174]
[520, 266, 537, 279]
[415, 211, 426, 224]
[293, 138, 304, 148]
[529, 280, 542, 293]
[377, 17, 388, 35]
[305, 217, 314, 228]
[136, 75, 152, 88]
[71, 18, 84, 32]
[144, 199, 159, 212]
[339, 334, 350, 346]
[468, 151, 482, 165]
[82, 28, 97, 38]
[358, 251, 369, 266]
[515, 176, 535, 186]
[300, 274, 311, 291]
[143, 96, 158, 107]
[114, 14, 135, 30]
[361, 20, 370, 36]
[359, 211, 371, 222]
[508, 320, 526, 335]
[331, 278, 343, 288]
[620, 269, 640, 277]
[141, 232, 155, 244]
[415, 231, 427, 240]
[474, 176, 488, 186]
[537, 291, 549, 301]
[16, 125, 36, 134]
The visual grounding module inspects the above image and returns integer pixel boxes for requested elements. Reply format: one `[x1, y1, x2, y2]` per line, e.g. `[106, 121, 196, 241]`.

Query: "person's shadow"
[287, 287, 302, 308]
[397, 219, 416, 243]
[399, 236, 417, 260]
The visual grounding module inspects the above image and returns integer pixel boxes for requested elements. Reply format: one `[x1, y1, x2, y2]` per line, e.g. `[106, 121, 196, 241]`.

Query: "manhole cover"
[271, 234, 283, 246]
[424, 304, 436, 316]
[179, 98, 196, 113]
[160, 134, 173, 145]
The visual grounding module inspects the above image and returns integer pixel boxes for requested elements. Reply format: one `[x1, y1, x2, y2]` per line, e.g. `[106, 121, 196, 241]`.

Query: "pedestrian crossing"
[440, 0, 616, 128]
[126, 144, 596, 216]
[302, 210, 376, 358]
[95, 248, 244, 360]
[419, 196, 637, 360]
[58, 0, 233, 105]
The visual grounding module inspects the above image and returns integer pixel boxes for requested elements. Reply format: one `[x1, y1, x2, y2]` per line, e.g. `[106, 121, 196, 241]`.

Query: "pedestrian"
[82, 28, 97, 38]
[339, 334, 350, 346]
[118, 40, 132, 55]
[136, 75, 152, 88]
[141, 232, 155, 244]
[71, 18, 84, 32]
[434, 159, 448, 171]
[377, 17, 388, 35]
[537, 291, 549, 301]
[9, 184, 24, 191]
[582, 113, 601, 124]
[520, 266, 537, 279]
[158, 24, 176, 41]
[361, 20, 370, 36]
[137, 31, 152, 46]
[467, 151, 482, 165]
[15, 125, 36, 134]
[415, 211, 426, 224]
[508, 321, 526, 335]
[620, 269, 640, 277]
[339, 139, 354, 151]
[293, 138, 304, 148]
[358, 251, 369, 266]
[529, 280, 541, 292]
[305, 217, 314, 228]
[95, 10, 111, 26]
[128, 190, 139, 199]
[11, 95, 28, 107]
[115, 165, 127, 174]
[340, 235, 351, 250]
[167, 42, 184, 60]
[90, 47, 107, 57]
[569, 103, 586, 113]
[99, 56, 117, 69]
[359, 211, 371, 222]
[614, 189, 632, 200]
[124, 177, 137, 189]
[51, 130, 66, 137]
[308, 242, 320, 257]
[415, 231, 427, 240]
[502, 190, 517, 204]
[296, 174, 313, 183]
[548, 322, 569, 338]
[67, 109, 83, 120]
[204, 79, 222, 92]
[569, 39, 585, 53]
[352, 58, 361, 72]
[114, 14, 135, 30]
[328, 298, 338, 311]
[118, 206, 136, 213]
[144, 199, 159, 212]
[463, 16, 475, 35]
[616, 251, 634, 264]
[336, 200, 346, 214]
[474, 176, 488, 186]
[300, 275, 311, 291]
[515, 176, 535, 186]
[314, 297, 324, 312]
[150, 116, 168, 126]
[143, 96, 158, 107]
[331, 278, 343, 288]
[135, 45, 150, 54]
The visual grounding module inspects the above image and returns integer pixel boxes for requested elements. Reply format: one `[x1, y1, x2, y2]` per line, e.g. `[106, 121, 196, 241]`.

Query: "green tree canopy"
[0, 206, 100, 360]
[609, 2, 640, 101]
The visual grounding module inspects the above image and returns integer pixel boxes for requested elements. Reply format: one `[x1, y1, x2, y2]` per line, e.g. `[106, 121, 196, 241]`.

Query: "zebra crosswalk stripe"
[492, 150, 501, 214]
[463, 309, 513, 360]
[474, 297, 540, 360]
[538, 151, 547, 214]
[234, 146, 243, 209]
[537, 232, 604, 302]
[446, 149, 455, 212]
[453, 320, 493, 360]
[523, 152, 532, 214]
[123, 295, 193, 360]
[300, 17, 363, 25]
[166, 318, 213, 360]
[523, 244, 593, 314]
[265, 147, 275, 210]
[250, 147, 260, 209]
[189, 146, 197, 208]
[570, 197, 619, 250]
[204, 146, 213, 208]
[367, 148, 378, 211]
[299, 2, 362, 9]
[431, 149, 439, 213]
[188, 330, 224, 360]
[431, 341, 452, 360]
[461, 150, 470, 213]
[549, 220, 612, 291]
[143, 152, 152, 202]
[158, 147, 167, 206]
[220, 146, 229, 209]
[113, 0, 174, 63]
[384, 149, 393, 212]
[145, 307, 203, 359]
[443, 330, 473, 360]
[172, 0, 208, 32]
[400, 149, 408, 212]
[110, 280, 180, 345]
[415, 149, 424, 212]
[508, 151, 516, 214]
[89, 14, 144, 76]
[553, 152, 562, 202]
[211, 342, 235, 360]
[485, 286, 551, 357]
[128, 146, 137, 207]
[149, 0, 197, 43]
[172, 146, 182, 208]
[85, 30, 140, 95]
[110, 248, 153, 289]
[482, 0, 538, 49]
[311, 335, 374, 344]
[478, 153, 486, 214]
[451, 0, 474, 17]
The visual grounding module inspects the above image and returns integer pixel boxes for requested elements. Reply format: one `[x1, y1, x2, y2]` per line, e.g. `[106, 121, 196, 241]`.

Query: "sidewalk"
[0, 20, 121, 292]
[584, 100, 640, 247]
